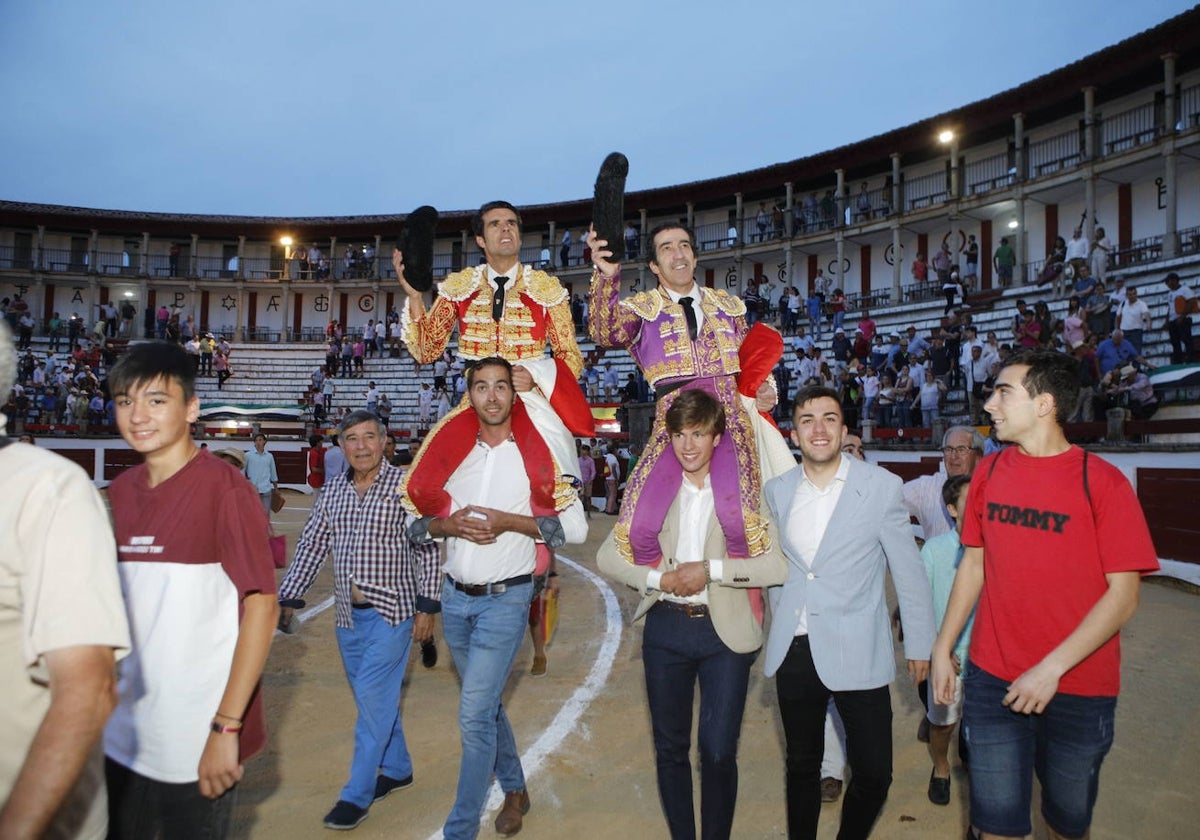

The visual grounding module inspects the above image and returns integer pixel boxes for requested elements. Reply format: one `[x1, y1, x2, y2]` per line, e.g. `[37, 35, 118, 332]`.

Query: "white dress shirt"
[443, 437, 537, 584]
[663, 283, 706, 335]
[645, 475, 725, 604]
[785, 455, 850, 635]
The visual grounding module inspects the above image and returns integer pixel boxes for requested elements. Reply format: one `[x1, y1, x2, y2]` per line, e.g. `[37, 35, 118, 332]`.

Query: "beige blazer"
[597, 496, 786, 654]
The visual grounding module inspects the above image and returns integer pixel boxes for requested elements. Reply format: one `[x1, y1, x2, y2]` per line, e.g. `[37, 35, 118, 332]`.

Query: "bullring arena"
[5, 8, 1200, 839]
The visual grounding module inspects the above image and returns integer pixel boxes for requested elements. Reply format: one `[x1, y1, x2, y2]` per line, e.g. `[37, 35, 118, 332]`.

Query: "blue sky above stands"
[0, 0, 1193, 216]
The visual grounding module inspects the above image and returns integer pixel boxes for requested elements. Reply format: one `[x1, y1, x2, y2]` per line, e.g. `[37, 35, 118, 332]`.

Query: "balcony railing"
[695, 220, 738, 251]
[964, 152, 1014, 195]
[1179, 83, 1200, 131]
[848, 185, 894, 222]
[904, 171, 947, 211]
[1100, 102, 1157, 155]
[1028, 128, 1082, 176]
[1110, 234, 1163, 269]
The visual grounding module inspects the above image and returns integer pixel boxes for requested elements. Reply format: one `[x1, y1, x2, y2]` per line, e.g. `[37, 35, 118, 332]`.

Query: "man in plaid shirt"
[278, 409, 441, 831]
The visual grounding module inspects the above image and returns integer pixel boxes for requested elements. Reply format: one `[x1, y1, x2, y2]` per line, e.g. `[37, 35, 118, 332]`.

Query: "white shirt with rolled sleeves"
[441, 437, 586, 584]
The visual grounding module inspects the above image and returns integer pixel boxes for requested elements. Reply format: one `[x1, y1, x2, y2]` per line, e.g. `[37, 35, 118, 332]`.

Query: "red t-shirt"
[105, 450, 277, 781]
[963, 446, 1158, 696]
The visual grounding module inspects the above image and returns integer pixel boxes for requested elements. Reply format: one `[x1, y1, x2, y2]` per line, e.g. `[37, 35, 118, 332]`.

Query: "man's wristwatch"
[210, 721, 243, 735]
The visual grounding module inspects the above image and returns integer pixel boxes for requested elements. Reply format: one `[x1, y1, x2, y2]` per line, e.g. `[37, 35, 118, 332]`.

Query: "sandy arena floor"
[235, 492, 1200, 840]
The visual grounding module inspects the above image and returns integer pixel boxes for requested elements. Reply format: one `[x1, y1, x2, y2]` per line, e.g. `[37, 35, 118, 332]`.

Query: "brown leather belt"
[449, 574, 533, 596]
[656, 600, 710, 618]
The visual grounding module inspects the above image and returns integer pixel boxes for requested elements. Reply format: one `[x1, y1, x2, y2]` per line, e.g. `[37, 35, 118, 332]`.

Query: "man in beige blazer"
[598, 389, 786, 840]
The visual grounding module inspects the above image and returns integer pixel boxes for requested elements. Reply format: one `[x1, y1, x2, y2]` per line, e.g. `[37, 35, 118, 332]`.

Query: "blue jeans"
[440, 577, 533, 840]
[963, 663, 1116, 838]
[642, 603, 755, 840]
[334, 607, 415, 808]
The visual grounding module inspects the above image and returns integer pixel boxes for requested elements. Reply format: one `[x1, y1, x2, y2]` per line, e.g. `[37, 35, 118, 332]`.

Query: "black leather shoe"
[323, 800, 368, 830]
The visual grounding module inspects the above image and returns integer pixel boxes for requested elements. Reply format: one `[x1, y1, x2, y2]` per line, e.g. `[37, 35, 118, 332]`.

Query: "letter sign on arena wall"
[267, 295, 280, 311]
[724, 266, 738, 289]
[72, 288, 84, 303]
[358, 294, 374, 312]
[173, 292, 186, 308]
[313, 294, 329, 312]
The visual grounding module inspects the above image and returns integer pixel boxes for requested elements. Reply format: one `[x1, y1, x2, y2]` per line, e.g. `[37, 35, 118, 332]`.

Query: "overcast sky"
[0, 0, 1193, 217]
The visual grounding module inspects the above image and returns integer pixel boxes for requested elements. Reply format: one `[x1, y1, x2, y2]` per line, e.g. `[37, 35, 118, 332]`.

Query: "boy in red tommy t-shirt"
[104, 342, 278, 840]
[931, 348, 1157, 840]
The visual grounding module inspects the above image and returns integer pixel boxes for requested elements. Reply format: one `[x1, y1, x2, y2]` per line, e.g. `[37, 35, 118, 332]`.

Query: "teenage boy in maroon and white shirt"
[104, 341, 278, 839]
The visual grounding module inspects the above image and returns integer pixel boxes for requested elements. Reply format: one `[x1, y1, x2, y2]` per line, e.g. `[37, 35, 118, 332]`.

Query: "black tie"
[679, 296, 698, 341]
[492, 276, 509, 322]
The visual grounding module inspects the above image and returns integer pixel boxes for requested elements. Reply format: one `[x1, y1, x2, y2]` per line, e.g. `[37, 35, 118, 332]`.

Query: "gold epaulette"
[707, 288, 747, 317]
[437, 267, 484, 301]
[619, 289, 665, 321]
[522, 269, 568, 307]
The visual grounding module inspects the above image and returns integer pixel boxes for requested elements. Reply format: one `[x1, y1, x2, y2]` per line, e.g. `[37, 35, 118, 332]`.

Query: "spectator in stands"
[1104, 364, 1158, 420]
[1115, 285, 1152, 354]
[876, 374, 896, 427]
[829, 288, 846, 333]
[806, 288, 822, 339]
[1069, 339, 1103, 423]
[1164, 271, 1196, 364]
[417, 383, 433, 430]
[352, 337, 366, 377]
[755, 202, 769, 241]
[931, 242, 952, 288]
[1083, 281, 1112, 338]
[377, 393, 391, 428]
[1016, 308, 1042, 349]
[1063, 297, 1088, 349]
[340, 336, 354, 377]
[964, 235, 979, 285]
[1033, 301, 1059, 350]
[602, 362, 620, 402]
[992, 237, 1016, 288]
[215, 350, 232, 389]
[363, 320, 377, 358]
[860, 366, 880, 425]
[1038, 235, 1067, 291]
[602, 444, 620, 515]
[894, 365, 915, 427]
[1091, 226, 1112, 282]
[365, 381, 379, 415]
[914, 369, 947, 428]
[199, 334, 215, 376]
[1064, 226, 1090, 282]
[560, 229, 572, 267]
[1096, 329, 1146, 376]
[434, 384, 451, 420]
[624, 222, 639, 259]
[911, 253, 929, 291]
[858, 308, 876, 343]
[325, 339, 339, 377]
[742, 282, 763, 326]
[851, 327, 870, 363]
[582, 361, 600, 402]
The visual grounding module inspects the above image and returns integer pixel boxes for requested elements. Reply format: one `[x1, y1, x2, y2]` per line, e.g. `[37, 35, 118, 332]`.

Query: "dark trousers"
[775, 635, 892, 840]
[1168, 316, 1194, 363]
[106, 758, 237, 840]
[642, 603, 756, 840]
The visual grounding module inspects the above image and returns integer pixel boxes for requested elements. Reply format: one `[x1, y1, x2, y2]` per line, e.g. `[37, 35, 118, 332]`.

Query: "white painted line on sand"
[425, 553, 623, 840]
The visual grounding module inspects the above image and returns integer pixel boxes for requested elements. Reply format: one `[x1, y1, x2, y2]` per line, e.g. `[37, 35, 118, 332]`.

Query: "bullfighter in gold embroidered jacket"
[393, 201, 592, 510]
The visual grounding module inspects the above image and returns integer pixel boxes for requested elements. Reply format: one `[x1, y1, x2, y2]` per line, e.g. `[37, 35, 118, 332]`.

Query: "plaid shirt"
[279, 461, 441, 628]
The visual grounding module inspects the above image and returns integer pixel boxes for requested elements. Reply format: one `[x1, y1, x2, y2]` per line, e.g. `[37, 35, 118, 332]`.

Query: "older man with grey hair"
[277, 410, 442, 830]
[902, 425, 985, 542]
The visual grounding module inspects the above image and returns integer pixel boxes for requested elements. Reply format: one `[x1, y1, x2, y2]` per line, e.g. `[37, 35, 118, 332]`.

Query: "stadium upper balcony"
[1, 8, 1198, 291]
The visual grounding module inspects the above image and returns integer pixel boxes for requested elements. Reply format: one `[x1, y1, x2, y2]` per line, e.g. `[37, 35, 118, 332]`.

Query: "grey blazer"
[597, 496, 787, 654]
[762, 457, 935, 689]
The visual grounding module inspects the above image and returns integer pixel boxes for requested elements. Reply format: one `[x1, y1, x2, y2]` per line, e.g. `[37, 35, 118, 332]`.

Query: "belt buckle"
[684, 604, 706, 618]
[489, 583, 507, 595]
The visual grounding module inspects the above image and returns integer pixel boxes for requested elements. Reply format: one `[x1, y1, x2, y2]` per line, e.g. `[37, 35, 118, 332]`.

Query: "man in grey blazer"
[762, 385, 935, 840]
[599, 389, 786, 840]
